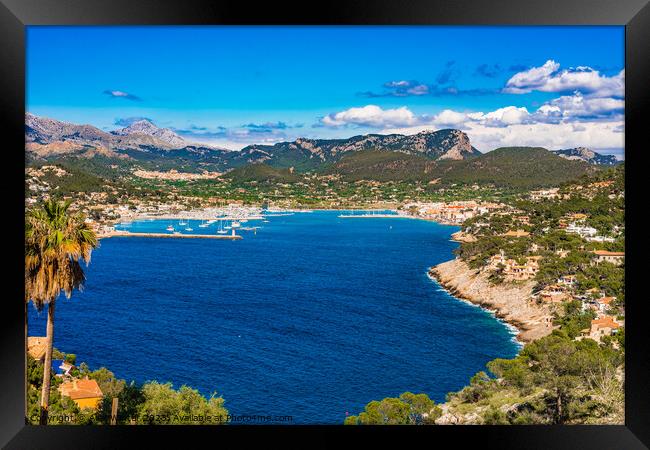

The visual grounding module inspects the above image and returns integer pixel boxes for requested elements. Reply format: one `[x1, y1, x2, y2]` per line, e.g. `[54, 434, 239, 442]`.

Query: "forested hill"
[325, 147, 600, 188]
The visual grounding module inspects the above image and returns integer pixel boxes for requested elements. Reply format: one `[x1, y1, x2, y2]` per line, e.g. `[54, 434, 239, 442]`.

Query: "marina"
[101, 231, 242, 240]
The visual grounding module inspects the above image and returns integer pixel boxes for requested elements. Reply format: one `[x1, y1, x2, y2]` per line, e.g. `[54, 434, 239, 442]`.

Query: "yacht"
[217, 221, 227, 234]
[166, 225, 174, 232]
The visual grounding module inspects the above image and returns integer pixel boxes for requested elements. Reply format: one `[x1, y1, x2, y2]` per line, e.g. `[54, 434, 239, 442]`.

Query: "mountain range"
[25, 114, 485, 168]
[551, 147, 619, 166]
[25, 114, 617, 187]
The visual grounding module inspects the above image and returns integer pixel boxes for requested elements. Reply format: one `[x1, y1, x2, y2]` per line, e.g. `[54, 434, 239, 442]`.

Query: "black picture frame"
[1, 0, 648, 448]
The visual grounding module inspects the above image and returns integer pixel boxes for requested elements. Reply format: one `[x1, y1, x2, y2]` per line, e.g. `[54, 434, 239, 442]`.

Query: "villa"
[488, 251, 540, 281]
[557, 274, 578, 287]
[565, 223, 598, 238]
[592, 250, 625, 266]
[502, 229, 530, 238]
[530, 188, 560, 200]
[58, 378, 104, 410]
[27, 336, 47, 363]
[595, 296, 616, 313]
[503, 256, 540, 281]
[538, 288, 570, 304]
[584, 315, 621, 342]
[566, 213, 588, 221]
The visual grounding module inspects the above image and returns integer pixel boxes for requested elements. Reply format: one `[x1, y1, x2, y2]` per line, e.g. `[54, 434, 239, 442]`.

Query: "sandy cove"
[429, 258, 554, 343]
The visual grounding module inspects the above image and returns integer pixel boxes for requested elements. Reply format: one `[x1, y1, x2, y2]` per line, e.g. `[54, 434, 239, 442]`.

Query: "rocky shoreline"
[429, 258, 554, 343]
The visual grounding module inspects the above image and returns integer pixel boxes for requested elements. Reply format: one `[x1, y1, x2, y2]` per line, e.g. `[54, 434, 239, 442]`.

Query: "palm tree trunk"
[25, 301, 28, 424]
[39, 301, 56, 425]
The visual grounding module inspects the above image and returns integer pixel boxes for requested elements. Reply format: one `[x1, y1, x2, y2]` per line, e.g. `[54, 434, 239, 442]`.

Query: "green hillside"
[443, 147, 599, 188]
[323, 147, 598, 188]
[324, 149, 438, 182]
[223, 163, 300, 183]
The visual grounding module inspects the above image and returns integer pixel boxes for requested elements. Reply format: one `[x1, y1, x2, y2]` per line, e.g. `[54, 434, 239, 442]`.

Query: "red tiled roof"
[591, 316, 620, 329]
[59, 379, 103, 400]
[593, 250, 624, 256]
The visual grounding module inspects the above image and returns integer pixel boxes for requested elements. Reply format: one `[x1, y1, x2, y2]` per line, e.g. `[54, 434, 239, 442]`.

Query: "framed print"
[2, 0, 649, 448]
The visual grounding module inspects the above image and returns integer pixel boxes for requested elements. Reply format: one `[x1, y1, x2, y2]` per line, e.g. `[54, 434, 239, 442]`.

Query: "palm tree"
[25, 200, 98, 425]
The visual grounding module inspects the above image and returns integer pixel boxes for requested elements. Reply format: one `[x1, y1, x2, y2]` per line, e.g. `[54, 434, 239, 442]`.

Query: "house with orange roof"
[592, 250, 625, 266]
[539, 289, 570, 304]
[58, 378, 104, 410]
[502, 229, 530, 238]
[27, 336, 47, 363]
[586, 315, 621, 342]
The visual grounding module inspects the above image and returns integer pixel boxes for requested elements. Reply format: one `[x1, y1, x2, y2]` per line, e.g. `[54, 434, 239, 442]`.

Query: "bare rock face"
[25, 113, 483, 168]
[437, 130, 475, 160]
[552, 147, 618, 166]
[25, 113, 190, 153]
[112, 119, 187, 147]
[429, 258, 554, 343]
[434, 411, 482, 425]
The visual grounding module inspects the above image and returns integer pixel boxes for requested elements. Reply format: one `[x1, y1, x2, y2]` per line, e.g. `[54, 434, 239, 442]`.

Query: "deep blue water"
[29, 210, 519, 424]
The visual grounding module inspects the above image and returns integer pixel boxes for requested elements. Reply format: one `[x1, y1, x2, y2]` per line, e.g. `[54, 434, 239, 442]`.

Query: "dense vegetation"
[27, 354, 228, 425]
[442, 147, 599, 188]
[223, 163, 300, 183]
[325, 149, 438, 182]
[323, 147, 599, 188]
[345, 165, 625, 425]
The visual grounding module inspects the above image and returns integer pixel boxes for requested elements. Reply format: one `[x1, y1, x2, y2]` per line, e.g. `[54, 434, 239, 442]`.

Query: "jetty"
[100, 231, 242, 240]
[338, 214, 413, 219]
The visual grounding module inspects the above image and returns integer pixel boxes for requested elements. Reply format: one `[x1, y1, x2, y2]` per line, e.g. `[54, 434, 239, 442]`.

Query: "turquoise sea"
[29, 210, 520, 424]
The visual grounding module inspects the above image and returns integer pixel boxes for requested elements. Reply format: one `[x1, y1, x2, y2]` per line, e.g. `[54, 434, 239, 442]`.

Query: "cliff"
[429, 258, 554, 343]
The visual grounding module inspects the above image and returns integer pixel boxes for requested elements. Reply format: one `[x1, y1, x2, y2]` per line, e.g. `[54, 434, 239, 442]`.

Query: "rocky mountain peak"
[573, 147, 596, 159]
[552, 147, 618, 166]
[112, 120, 186, 147]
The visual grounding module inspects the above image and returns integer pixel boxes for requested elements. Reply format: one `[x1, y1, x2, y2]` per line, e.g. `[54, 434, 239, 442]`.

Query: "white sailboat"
[217, 220, 227, 234]
[199, 219, 209, 228]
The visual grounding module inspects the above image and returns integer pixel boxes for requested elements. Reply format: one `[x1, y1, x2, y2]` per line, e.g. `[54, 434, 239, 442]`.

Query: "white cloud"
[385, 80, 410, 88]
[383, 120, 623, 153]
[432, 109, 467, 126]
[502, 60, 560, 94]
[406, 84, 429, 95]
[481, 106, 531, 127]
[319, 92, 624, 153]
[540, 92, 624, 119]
[320, 105, 418, 128]
[102, 89, 141, 101]
[504, 60, 624, 98]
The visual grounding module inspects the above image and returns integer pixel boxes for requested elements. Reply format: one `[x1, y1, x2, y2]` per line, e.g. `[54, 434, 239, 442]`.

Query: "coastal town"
[26, 159, 625, 424]
[26, 162, 625, 346]
[23, 107, 625, 425]
[22, 24, 628, 431]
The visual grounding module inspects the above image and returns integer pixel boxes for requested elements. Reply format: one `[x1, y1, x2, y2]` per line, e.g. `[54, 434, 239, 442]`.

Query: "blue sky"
[27, 26, 625, 155]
